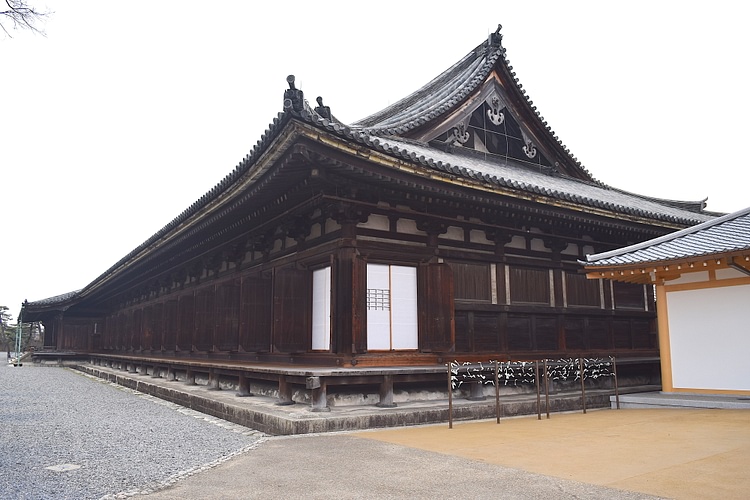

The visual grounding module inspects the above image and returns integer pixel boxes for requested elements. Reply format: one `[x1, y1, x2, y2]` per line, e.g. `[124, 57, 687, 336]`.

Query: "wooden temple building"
[23, 27, 719, 408]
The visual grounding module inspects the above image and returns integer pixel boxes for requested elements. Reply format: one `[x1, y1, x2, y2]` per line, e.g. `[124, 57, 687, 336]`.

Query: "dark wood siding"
[418, 263, 455, 352]
[509, 266, 550, 305]
[142, 305, 153, 351]
[239, 276, 272, 352]
[132, 308, 143, 351]
[194, 287, 215, 352]
[566, 272, 601, 307]
[215, 279, 240, 351]
[163, 299, 178, 350]
[613, 282, 645, 310]
[177, 293, 194, 351]
[273, 268, 311, 353]
[451, 262, 491, 302]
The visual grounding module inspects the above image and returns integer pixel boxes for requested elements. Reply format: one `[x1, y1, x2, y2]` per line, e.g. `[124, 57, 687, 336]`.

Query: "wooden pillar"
[656, 281, 674, 392]
[208, 368, 220, 390]
[237, 374, 253, 397]
[151, 366, 162, 378]
[276, 375, 295, 405]
[166, 366, 176, 381]
[468, 381, 486, 401]
[376, 375, 397, 408]
[185, 367, 197, 385]
[333, 247, 356, 355]
[307, 377, 329, 412]
[330, 207, 367, 355]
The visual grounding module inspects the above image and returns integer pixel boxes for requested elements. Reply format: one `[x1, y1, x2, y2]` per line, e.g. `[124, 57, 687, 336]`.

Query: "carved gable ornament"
[422, 83, 552, 168]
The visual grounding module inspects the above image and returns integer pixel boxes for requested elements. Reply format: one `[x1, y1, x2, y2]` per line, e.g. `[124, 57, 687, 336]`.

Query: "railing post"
[447, 363, 453, 429]
[579, 357, 587, 414]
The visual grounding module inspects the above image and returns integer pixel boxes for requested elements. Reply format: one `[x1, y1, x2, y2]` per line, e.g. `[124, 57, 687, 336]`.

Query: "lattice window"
[367, 288, 390, 310]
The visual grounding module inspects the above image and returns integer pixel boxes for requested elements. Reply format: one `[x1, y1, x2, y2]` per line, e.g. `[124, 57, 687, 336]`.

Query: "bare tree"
[0, 0, 50, 37]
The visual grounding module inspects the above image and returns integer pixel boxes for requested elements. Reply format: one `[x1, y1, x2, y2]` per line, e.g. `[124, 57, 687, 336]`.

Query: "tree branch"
[1, 0, 51, 37]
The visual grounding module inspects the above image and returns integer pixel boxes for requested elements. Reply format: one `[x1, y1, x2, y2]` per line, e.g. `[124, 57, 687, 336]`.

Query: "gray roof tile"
[585, 206, 750, 266]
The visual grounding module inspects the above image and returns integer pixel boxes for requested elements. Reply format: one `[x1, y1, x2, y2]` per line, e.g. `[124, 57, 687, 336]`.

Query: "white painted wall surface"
[390, 266, 418, 350]
[367, 264, 391, 350]
[366, 264, 418, 350]
[311, 267, 331, 350]
[667, 284, 750, 391]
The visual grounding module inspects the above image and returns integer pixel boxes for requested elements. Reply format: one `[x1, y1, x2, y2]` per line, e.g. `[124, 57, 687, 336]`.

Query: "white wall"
[667, 284, 750, 391]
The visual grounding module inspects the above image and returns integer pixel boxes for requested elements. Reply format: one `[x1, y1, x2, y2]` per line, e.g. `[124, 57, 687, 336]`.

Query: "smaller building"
[583, 207, 750, 395]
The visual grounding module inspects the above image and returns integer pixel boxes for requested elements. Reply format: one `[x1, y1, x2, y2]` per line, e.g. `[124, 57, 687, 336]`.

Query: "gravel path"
[0, 364, 264, 500]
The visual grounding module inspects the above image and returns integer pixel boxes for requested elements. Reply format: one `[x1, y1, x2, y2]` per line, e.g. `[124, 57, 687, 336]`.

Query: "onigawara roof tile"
[584, 206, 750, 267]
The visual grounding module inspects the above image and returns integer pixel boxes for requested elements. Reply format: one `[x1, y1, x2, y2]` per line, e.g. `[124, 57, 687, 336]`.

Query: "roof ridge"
[586, 205, 750, 263]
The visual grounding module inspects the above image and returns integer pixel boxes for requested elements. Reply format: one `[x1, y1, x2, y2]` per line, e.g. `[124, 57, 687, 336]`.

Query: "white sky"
[1, 1, 748, 321]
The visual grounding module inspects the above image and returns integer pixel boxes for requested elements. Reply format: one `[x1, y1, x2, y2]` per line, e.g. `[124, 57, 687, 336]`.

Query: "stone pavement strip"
[143, 408, 750, 500]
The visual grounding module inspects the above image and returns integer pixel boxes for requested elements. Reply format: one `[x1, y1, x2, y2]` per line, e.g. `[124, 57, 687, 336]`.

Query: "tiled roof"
[342, 135, 716, 226]
[352, 39, 502, 133]
[584, 206, 750, 267]
[351, 26, 598, 185]
[25, 290, 81, 308]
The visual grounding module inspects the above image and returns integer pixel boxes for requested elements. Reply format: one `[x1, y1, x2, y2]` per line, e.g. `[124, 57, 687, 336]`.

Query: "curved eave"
[291, 109, 713, 229]
[73, 112, 296, 301]
[583, 252, 750, 285]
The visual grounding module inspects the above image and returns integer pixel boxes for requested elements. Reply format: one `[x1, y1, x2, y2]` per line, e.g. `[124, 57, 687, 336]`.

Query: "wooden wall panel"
[613, 282, 645, 310]
[454, 312, 470, 352]
[194, 287, 215, 352]
[509, 267, 550, 304]
[507, 315, 531, 351]
[452, 262, 491, 302]
[132, 308, 143, 351]
[239, 277, 272, 352]
[163, 299, 178, 350]
[215, 279, 240, 352]
[613, 319, 631, 349]
[564, 318, 586, 350]
[142, 305, 153, 351]
[418, 263, 455, 352]
[534, 317, 558, 351]
[588, 318, 610, 350]
[177, 293, 194, 351]
[566, 272, 600, 307]
[473, 313, 500, 351]
[273, 268, 310, 353]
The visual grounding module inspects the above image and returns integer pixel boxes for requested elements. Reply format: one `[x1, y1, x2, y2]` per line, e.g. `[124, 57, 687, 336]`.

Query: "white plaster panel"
[396, 219, 426, 236]
[391, 266, 418, 350]
[507, 235, 526, 249]
[669, 271, 709, 285]
[667, 284, 750, 391]
[530, 238, 548, 252]
[469, 230, 492, 245]
[358, 214, 390, 231]
[443, 226, 464, 241]
[717, 268, 746, 280]
[366, 264, 391, 350]
[324, 218, 341, 234]
[311, 267, 331, 350]
[561, 243, 578, 256]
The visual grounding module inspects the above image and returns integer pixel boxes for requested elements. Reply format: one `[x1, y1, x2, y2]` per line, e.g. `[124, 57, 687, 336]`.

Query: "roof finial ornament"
[489, 24, 503, 47]
[315, 96, 332, 120]
[283, 75, 305, 113]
